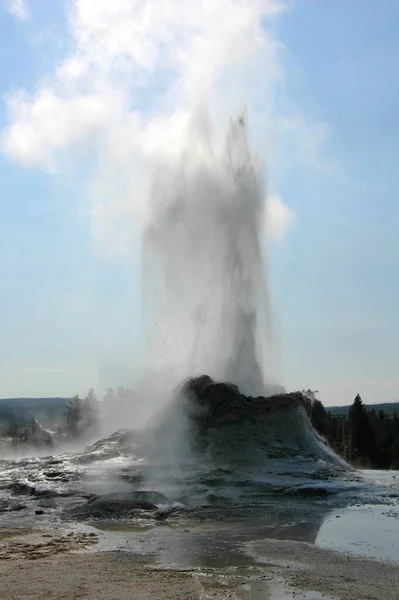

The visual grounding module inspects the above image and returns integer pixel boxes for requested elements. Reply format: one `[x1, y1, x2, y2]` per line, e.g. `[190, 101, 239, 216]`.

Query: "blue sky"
[0, 0, 398, 405]
[271, 0, 399, 404]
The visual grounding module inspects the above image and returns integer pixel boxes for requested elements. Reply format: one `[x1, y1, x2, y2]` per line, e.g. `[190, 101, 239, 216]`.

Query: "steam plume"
[0, 0, 314, 399]
[143, 110, 276, 395]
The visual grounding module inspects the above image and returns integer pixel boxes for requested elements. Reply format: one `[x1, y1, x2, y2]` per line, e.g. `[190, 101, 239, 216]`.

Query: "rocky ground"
[0, 538, 201, 600]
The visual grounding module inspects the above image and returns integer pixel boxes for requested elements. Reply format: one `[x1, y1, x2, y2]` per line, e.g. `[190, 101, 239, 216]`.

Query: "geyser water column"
[142, 112, 277, 397]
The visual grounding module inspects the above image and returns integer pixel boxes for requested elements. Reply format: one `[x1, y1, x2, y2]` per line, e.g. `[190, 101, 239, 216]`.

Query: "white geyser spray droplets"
[143, 110, 279, 397]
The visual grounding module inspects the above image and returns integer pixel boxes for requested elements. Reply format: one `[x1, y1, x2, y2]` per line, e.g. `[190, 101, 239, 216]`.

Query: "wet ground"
[1, 472, 398, 599]
[1, 427, 399, 599]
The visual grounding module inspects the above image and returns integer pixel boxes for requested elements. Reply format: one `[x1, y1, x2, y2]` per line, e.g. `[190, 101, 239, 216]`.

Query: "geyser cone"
[143, 113, 277, 397]
[181, 376, 348, 469]
[142, 376, 355, 505]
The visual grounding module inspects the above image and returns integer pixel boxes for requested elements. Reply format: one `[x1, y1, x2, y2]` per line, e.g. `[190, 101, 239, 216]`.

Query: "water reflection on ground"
[92, 499, 331, 568]
[88, 473, 399, 598]
[316, 503, 399, 563]
[92, 504, 343, 599]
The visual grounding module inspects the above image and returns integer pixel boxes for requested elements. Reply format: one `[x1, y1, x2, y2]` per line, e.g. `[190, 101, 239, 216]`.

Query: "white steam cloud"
[2, 0, 296, 254]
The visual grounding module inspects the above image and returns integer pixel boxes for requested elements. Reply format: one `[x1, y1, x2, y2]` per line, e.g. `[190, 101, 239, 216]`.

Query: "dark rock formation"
[8, 482, 36, 496]
[173, 375, 347, 469]
[68, 495, 159, 521]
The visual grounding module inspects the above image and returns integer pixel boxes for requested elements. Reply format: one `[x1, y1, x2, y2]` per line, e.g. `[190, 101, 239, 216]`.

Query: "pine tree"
[64, 395, 82, 438]
[348, 394, 377, 465]
[311, 399, 329, 436]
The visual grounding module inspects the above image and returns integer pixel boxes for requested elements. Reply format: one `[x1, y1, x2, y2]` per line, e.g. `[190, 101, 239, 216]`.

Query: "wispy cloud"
[267, 194, 295, 241]
[278, 114, 334, 173]
[7, 0, 29, 21]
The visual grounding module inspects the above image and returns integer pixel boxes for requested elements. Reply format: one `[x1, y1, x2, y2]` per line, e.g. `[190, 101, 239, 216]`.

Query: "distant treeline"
[328, 402, 399, 418]
[0, 390, 100, 448]
[310, 393, 399, 469]
[0, 397, 69, 429]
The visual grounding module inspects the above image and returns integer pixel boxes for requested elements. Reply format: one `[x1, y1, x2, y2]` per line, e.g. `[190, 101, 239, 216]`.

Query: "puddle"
[316, 503, 399, 562]
[90, 497, 399, 567]
[89, 520, 342, 598]
[90, 516, 327, 569]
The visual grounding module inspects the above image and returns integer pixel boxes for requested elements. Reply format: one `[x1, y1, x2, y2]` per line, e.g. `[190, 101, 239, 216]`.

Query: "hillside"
[0, 397, 70, 429]
[328, 402, 399, 417]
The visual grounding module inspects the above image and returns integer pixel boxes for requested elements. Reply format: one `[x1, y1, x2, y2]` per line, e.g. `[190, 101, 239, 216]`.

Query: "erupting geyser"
[136, 111, 355, 501]
[143, 112, 280, 397]
[0, 1, 374, 531]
